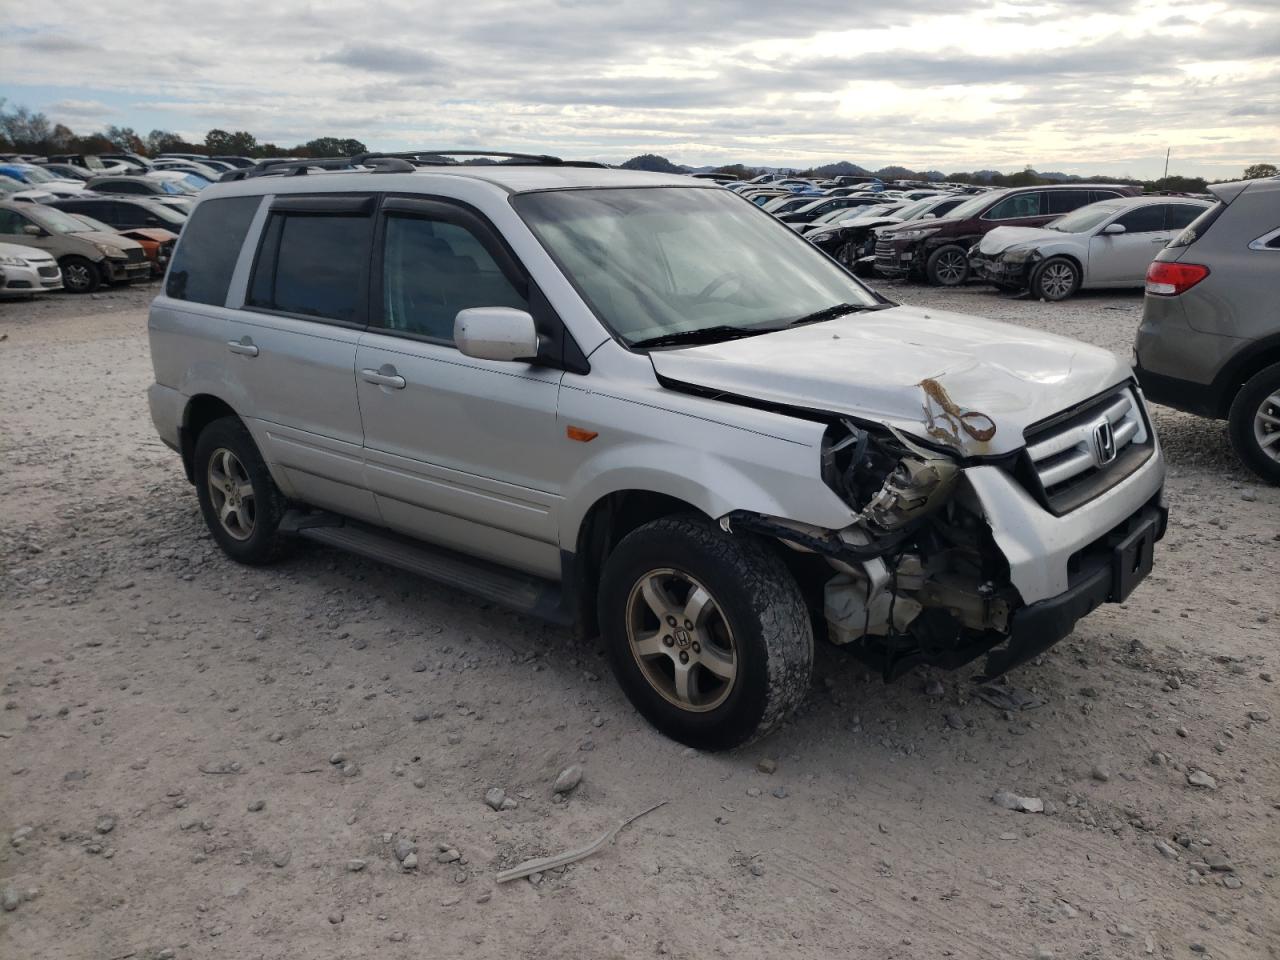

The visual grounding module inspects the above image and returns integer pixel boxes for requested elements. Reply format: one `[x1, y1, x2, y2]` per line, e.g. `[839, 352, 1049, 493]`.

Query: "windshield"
[182, 174, 212, 188]
[28, 205, 91, 234]
[514, 187, 880, 346]
[18, 166, 56, 183]
[895, 197, 942, 220]
[945, 191, 1000, 220]
[1047, 204, 1122, 233]
[0, 178, 21, 194]
[140, 201, 186, 224]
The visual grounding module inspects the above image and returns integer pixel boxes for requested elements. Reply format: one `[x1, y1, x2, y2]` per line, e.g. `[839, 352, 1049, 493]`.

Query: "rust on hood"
[919, 377, 997, 450]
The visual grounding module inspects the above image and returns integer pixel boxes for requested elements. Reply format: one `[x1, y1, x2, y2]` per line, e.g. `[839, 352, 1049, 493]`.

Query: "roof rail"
[353, 150, 607, 168]
[218, 150, 608, 182]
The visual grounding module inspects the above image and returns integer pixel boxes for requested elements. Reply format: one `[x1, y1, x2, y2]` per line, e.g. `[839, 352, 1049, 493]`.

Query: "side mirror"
[145, 216, 160, 225]
[1102, 222, 1126, 235]
[922, 213, 937, 219]
[454, 307, 540, 363]
[22, 224, 44, 236]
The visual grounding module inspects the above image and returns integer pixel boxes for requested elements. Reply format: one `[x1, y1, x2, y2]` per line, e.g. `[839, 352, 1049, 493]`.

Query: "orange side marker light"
[566, 425, 599, 443]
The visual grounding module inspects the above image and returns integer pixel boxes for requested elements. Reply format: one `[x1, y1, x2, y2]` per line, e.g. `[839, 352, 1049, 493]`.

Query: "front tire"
[193, 417, 288, 564]
[1029, 256, 1081, 301]
[60, 256, 100, 294]
[926, 245, 970, 286]
[1228, 363, 1280, 484]
[598, 515, 813, 750]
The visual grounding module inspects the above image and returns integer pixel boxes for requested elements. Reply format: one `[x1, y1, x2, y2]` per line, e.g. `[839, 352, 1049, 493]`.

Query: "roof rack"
[220, 149, 607, 181]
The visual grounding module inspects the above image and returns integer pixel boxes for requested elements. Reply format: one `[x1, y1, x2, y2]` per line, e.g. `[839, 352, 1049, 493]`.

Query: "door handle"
[227, 336, 259, 357]
[361, 365, 406, 389]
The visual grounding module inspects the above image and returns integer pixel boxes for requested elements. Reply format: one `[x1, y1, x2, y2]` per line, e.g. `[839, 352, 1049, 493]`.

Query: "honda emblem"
[1093, 420, 1117, 465]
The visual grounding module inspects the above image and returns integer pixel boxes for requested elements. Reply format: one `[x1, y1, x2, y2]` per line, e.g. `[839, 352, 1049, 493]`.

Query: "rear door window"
[1164, 204, 1205, 230]
[165, 195, 261, 305]
[248, 203, 374, 324]
[1046, 189, 1092, 214]
[1115, 205, 1166, 233]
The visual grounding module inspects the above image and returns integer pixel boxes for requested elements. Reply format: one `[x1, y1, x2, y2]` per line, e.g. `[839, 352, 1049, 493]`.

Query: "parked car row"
[0, 152, 212, 297]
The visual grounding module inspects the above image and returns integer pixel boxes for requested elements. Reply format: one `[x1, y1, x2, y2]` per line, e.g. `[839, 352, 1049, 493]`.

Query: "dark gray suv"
[1135, 175, 1280, 481]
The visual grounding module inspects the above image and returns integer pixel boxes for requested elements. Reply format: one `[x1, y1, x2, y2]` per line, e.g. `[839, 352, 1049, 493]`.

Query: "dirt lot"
[1, 280, 1276, 960]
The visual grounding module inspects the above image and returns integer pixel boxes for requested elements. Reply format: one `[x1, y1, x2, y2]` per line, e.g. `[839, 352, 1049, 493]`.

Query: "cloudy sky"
[3, 0, 1277, 178]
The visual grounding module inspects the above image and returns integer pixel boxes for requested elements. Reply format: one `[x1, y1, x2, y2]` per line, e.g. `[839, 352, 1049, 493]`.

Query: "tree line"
[0, 99, 367, 160]
[4, 100, 1274, 187]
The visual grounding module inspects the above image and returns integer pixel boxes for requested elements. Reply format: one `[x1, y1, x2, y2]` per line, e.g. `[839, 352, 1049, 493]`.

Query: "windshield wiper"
[788, 302, 887, 326]
[630, 325, 770, 350]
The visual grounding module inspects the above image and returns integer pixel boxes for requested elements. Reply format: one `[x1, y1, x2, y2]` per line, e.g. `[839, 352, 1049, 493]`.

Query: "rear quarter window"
[1168, 202, 1226, 248]
[165, 196, 262, 305]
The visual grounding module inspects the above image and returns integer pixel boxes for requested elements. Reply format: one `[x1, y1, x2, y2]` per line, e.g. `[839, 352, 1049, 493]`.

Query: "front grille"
[37, 265, 60, 278]
[874, 237, 898, 267]
[125, 248, 145, 263]
[1022, 385, 1153, 514]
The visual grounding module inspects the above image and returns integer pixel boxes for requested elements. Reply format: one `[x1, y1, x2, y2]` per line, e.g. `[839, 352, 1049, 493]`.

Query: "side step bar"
[281, 510, 572, 626]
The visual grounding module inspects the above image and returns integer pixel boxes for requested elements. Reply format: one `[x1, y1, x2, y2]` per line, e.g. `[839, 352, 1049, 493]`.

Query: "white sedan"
[970, 195, 1212, 300]
[0, 241, 62, 298]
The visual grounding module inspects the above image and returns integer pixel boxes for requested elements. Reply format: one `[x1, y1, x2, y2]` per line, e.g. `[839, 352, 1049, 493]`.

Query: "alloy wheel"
[1254, 390, 1280, 464]
[935, 251, 966, 284]
[1040, 262, 1076, 299]
[64, 263, 92, 291]
[207, 447, 256, 541]
[625, 568, 738, 712]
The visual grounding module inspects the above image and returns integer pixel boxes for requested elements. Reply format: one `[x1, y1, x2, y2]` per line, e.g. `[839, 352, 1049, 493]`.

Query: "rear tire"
[926, 245, 970, 286]
[60, 256, 100, 294]
[193, 417, 288, 564]
[597, 515, 813, 750]
[1228, 363, 1280, 484]
[1029, 256, 1081, 301]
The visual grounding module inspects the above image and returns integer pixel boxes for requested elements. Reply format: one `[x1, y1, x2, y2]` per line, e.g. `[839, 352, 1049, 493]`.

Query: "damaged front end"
[724, 419, 1022, 681]
[970, 243, 1040, 290]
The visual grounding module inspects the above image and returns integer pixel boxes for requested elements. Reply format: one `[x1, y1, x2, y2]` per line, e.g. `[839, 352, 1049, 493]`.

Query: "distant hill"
[620, 153, 687, 173]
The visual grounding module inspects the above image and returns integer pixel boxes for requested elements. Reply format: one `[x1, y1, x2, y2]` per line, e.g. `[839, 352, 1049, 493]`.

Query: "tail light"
[1145, 261, 1209, 296]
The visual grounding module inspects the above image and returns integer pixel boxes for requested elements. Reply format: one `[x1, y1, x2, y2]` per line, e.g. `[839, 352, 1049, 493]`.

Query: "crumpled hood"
[649, 304, 1132, 457]
[978, 226, 1060, 256]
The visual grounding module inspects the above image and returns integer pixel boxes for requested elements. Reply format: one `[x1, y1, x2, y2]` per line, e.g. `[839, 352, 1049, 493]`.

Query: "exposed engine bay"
[724, 419, 1020, 679]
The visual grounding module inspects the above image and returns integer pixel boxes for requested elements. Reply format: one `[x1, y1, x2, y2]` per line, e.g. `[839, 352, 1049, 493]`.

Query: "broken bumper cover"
[977, 496, 1166, 680]
[970, 252, 1032, 287]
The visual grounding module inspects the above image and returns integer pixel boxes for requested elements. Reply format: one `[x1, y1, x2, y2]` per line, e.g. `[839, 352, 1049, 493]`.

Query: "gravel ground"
[1, 279, 1277, 960]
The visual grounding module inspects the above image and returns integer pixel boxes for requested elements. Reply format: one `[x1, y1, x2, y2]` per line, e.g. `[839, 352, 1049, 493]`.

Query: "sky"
[3, 0, 1277, 180]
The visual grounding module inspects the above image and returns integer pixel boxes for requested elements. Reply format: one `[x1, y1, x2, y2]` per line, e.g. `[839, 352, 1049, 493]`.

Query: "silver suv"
[148, 152, 1168, 749]
[1135, 175, 1280, 482]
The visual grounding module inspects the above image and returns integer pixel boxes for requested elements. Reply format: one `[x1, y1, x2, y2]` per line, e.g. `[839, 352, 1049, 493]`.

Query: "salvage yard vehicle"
[52, 195, 188, 233]
[148, 153, 1167, 749]
[1135, 174, 1280, 483]
[876, 183, 1138, 286]
[970, 196, 1210, 300]
[0, 240, 62, 298]
[0, 200, 151, 293]
[62, 212, 177, 277]
[807, 194, 965, 266]
[0, 163, 86, 197]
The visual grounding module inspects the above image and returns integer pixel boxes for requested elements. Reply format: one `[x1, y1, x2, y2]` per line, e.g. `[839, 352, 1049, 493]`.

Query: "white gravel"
[1, 280, 1277, 959]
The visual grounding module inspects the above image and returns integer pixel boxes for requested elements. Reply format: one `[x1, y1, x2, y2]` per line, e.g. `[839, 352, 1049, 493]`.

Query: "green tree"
[300, 137, 368, 158]
[620, 153, 686, 173]
[104, 125, 145, 153]
[205, 129, 257, 155]
[1243, 163, 1277, 180]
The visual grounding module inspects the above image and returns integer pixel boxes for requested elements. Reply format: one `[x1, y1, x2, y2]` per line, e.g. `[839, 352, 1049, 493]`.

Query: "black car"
[85, 175, 197, 198]
[806, 194, 969, 268]
[35, 163, 96, 182]
[50, 196, 187, 232]
[778, 194, 894, 224]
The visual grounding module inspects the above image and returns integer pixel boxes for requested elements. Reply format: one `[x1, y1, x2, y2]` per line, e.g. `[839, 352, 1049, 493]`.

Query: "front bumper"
[873, 237, 917, 278]
[0, 262, 63, 296]
[979, 496, 1166, 679]
[970, 251, 1032, 288]
[105, 258, 152, 283]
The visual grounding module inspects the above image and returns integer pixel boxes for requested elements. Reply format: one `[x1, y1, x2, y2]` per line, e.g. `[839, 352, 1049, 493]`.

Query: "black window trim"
[368, 193, 588, 373]
[243, 192, 376, 328]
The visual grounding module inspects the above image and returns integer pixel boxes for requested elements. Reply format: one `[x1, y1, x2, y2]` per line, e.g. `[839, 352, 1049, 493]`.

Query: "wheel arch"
[179, 394, 242, 483]
[1212, 337, 1280, 418]
[566, 488, 709, 639]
